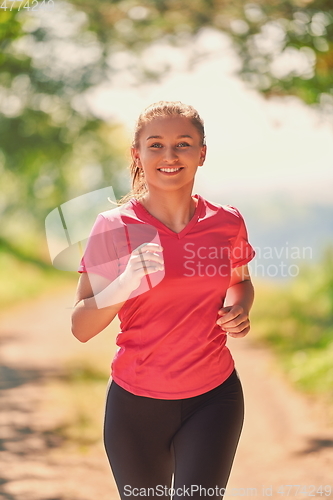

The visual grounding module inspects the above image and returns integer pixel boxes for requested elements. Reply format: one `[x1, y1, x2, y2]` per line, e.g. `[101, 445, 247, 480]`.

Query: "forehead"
[140, 116, 200, 141]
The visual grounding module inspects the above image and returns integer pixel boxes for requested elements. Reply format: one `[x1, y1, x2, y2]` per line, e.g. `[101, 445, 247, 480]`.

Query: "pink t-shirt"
[78, 194, 255, 399]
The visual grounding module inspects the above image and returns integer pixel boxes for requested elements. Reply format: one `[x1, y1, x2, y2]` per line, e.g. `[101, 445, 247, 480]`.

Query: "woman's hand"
[216, 304, 250, 338]
[119, 242, 164, 292]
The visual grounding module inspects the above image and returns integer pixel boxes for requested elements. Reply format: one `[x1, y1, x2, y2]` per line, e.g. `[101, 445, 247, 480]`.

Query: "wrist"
[118, 271, 139, 294]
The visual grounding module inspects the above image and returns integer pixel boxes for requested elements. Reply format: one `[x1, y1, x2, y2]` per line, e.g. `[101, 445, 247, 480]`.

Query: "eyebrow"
[146, 135, 193, 141]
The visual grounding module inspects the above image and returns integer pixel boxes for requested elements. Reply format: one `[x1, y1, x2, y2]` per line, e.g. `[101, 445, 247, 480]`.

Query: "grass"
[251, 248, 333, 418]
[43, 356, 110, 453]
[0, 241, 77, 310]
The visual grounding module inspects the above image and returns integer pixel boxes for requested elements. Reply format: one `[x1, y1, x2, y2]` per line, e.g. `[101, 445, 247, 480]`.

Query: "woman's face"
[131, 116, 207, 194]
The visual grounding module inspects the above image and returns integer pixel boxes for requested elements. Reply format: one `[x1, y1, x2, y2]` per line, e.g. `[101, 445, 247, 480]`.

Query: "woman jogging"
[71, 101, 255, 500]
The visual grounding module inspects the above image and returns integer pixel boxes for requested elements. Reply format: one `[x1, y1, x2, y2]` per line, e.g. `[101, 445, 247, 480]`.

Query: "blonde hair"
[117, 101, 206, 205]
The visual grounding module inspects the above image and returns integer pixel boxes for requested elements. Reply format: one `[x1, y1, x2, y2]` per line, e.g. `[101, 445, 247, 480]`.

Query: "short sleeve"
[78, 214, 119, 281]
[230, 209, 255, 268]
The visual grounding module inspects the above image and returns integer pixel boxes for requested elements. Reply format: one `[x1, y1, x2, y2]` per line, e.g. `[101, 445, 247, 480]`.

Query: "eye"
[177, 142, 190, 147]
[150, 142, 163, 148]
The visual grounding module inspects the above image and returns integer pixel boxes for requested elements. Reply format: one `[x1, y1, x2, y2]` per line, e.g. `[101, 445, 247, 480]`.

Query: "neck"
[140, 186, 198, 233]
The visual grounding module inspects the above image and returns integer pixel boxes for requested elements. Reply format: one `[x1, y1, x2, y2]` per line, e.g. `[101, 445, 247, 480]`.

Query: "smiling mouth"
[158, 167, 184, 173]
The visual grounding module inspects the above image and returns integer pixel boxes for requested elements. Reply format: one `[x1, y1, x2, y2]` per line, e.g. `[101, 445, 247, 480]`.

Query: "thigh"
[172, 370, 244, 500]
[104, 380, 180, 500]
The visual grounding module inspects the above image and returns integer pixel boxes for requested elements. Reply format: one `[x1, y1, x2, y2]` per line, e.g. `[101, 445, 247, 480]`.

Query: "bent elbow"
[71, 323, 90, 343]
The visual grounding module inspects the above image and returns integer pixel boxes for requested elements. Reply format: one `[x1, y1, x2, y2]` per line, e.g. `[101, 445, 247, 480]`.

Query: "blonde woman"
[72, 101, 255, 499]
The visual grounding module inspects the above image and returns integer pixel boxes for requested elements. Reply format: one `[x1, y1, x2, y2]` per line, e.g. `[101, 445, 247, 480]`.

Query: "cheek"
[142, 149, 159, 160]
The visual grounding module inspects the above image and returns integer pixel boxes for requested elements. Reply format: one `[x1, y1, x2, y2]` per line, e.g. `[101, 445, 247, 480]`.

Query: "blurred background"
[0, 1, 333, 499]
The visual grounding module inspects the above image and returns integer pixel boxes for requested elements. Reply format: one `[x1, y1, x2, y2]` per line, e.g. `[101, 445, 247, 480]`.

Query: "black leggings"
[104, 369, 244, 500]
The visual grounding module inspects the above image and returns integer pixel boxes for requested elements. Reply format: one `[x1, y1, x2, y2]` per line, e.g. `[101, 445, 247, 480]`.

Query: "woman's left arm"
[216, 265, 254, 338]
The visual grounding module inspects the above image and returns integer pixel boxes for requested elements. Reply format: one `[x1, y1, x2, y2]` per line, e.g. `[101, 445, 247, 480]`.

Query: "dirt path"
[0, 286, 332, 500]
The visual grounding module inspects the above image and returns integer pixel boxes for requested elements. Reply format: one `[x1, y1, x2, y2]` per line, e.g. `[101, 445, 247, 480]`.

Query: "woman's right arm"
[71, 272, 133, 343]
[71, 243, 164, 343]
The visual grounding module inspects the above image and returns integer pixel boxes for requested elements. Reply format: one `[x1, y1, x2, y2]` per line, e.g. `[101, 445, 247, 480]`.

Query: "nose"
[163, 147, 179, 164]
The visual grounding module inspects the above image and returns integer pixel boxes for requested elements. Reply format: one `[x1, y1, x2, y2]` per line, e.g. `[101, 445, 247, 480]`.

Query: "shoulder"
[98, 200, 137, 224]
[222, 204, 245, 223]
[200, 196, 244, 223]
[86, 201, 137, 237]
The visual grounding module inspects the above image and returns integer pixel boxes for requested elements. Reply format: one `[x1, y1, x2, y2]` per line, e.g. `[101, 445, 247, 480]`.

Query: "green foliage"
[68, 0, 333, 109]
[252, 247, 333, 401]
[224, 0, 333, 108]
[45, 357, 110, 451]
[0, 7, 129, 251]
[61, 357, 109, 384]
[0, 242, 76, 310]
[1, 0, 332, 265]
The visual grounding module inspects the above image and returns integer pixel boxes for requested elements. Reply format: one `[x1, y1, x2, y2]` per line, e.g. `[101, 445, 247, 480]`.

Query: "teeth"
[159, 168, 181, 172]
